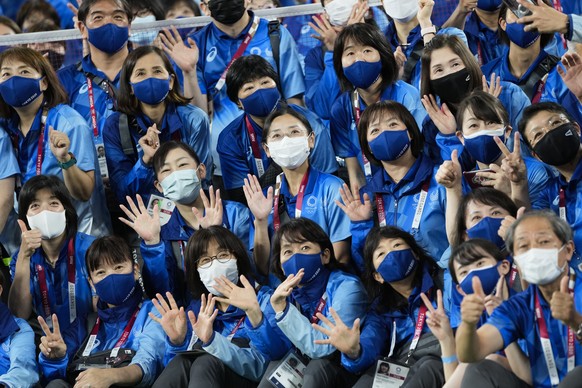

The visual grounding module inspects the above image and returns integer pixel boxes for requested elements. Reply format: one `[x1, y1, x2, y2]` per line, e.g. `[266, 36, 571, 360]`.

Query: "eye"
[539, 239, 550, 245]
[471, 215, 482, 223]
[370, 128, 379, 135]
[154, 69, 163, 74]
[93, 15, 103, 21]
[135, 70, 145, 77]
[114, 15, 125, 21]
[491, 210, 502, 216]
[486, 121, 496, 126]
[389, 122, 399, 128]
[50, 201, 60, 206]
[300, 245, 310, 251]
[459, 270, 467, 278]
[376, 251, 385, 259]
[476, 260, 484, 267]
[19, 69, 30, 75]
[160, 168, 169, 174]
[95, 269, 105, 276]
[270, 133, 281, 140]
[29, 203, 39, 210]
[282, 249, 292, 256]
[468, 123, 477, 129]
[261, 80, 271, 85]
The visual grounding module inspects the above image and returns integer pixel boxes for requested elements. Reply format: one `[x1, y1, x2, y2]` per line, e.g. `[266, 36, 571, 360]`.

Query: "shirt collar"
[280, 166, 319, 200]
[501, 47, 549, 84]
[135, 103, 182, 138]
[82, 55, 122, 85]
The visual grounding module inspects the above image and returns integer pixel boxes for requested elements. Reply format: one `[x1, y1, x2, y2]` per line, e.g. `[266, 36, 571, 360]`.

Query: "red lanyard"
[226, 316, 246, 341]
[245, 116, 265, 177]
[273, 169, 310, 231]
[87, 78, 99, 138]
[508, 263, 518, 288]
[534, 276, 575, 386]
[82, 304, 141, 357]
[532, 79, 546, 104]
[477, 41, 483, 67]
[309, 292, 328, 324]
[352, 90, 372, 178]
[375, 180, 430, 229]
[559, 187, 567, 221]
[35, 108, 49, 176]
[214, 16, 260, 93]
[36, 239, 76, 324]
[405, 302, 429, 364]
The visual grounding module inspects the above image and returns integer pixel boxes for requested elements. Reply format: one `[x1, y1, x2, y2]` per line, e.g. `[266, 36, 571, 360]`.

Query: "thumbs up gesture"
[551, 274, 582, 330]
[436, 149, 462, 190]
[460, 276, 487, 327]
[17, 219, 41, 260]
[48, 126, 71, 163]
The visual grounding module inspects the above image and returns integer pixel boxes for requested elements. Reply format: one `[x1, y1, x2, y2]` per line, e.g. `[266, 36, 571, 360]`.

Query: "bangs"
[0, 47, 42, 73]
[86, 236, 133, 273]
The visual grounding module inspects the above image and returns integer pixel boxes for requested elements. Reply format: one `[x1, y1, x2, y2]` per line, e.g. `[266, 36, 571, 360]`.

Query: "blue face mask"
[0, 76, 43, 108]
[93, 272, 136, 306]
[459, 263, 501, 295]
[131, 77, 171, 105]
[240, 86, 280, 117]
[343, 60, 382, 89]
[477, 0, 502, 11]
[466, 217, 506, 251]
[369, 129, 411, 162]
[505, 22, 540, 48]
[282, 252, 324, 285]
[463, 128, 506, 164]
[377, 249, 418, 283]
[87, 23, 129, 54]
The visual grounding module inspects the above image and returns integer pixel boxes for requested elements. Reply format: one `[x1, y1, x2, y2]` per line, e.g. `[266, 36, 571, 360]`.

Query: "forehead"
[134, 52, 166, 68]
[370, 111, 400, 124]
[514, 217, 554, 237]
[164, 147, 197, 163]
[270, 114, 305, 130]
[0, 57, 34, 69]
[524, 110, 563, 132]
[430, 47, 461, 65]
[89, 0, 126, 14]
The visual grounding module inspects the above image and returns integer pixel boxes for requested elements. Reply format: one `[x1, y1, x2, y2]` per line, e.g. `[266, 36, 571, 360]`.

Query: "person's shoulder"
[218, 115, 245, 141]
[49, 104, 87, 128]
[176, 104, 209, 123]
[481, 56, 503, 76]
[57, 62, 82, 81]
[76, 231, 97, 245]
[329, 269, 364, 289]
[316, 171, 344, 188]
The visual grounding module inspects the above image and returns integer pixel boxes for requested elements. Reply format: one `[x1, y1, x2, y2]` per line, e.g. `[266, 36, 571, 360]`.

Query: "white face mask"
[160, 168, 201, 205]
[382, 0, 418, 23]
[27, 210, 67, 240]
[198, 259, 239, 296]
[268, 136, 311, 170]
[514, 246, 567, 285]
[462, 127, 505, 140]
[325, 0, 358, 26]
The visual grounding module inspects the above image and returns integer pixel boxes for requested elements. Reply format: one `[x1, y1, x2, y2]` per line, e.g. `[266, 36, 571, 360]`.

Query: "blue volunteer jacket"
[352, 154, 448, 272]
[10, 232, 96, 333]
[139, 201, 251, 302]
[0, 306, 39, 388]
[190, 11, 305, 175]
[0, 127, 20, 256]
[218, 104, 338, 191]
[39, 291, 165, 387]
[102, 103, 210, 204]
[342, 265, 444, 374]
[165, 286, 277, 382]
[2, 104, 111, 237]
[463, 12, 504, 66]
[304, 47, 340, 121]
[386, 23, 423, 90]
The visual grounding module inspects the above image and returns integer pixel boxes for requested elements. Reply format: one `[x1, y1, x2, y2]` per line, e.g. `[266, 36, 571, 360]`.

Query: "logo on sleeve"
[206, 47, 218, 63]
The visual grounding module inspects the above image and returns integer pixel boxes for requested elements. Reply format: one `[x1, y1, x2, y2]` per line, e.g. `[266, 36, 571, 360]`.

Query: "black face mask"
[533, 122, 581, 166]
[208, 0, 246, 25]
[429, 68, 472, 105]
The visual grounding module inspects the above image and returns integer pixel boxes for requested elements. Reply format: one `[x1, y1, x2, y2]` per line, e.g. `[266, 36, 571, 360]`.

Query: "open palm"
[150, 292, 188, 346]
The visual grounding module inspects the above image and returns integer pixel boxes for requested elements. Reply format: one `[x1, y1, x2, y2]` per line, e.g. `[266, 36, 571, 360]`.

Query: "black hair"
[271, 218, 343, 281]
[0, 16, 21, 34]
[128, 0, 165, 20]
[518, 102, 577, 149]
[78, 0, 133, 24]
[164, 0, 202, 17]
[152, 140, 201, 176]
[456, 90, 510, 132]
[86, 236, 134, 274]
[18, 175, 78, 241]
[263, 105, 314, 142]
[452, 188, 517, 247]
[185, 226, 253, 299]
[449, 238, 506, 284]
[226, 54, 281, 104]
[363, 226, 438, 312]
[16, 0, 60, 29]
[333, 23, 398, 92]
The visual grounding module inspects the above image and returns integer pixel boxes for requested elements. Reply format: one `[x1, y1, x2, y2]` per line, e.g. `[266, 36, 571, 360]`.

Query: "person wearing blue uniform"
[9, 176, 96, 335]
[313, 226, 452, 387]
[419, 34, 530, 167]
[245, 107, 351, 274]
[0, 270, 39, 387]
[253, 218, 367, 388]
[219, 54, 337, 204]
[338, 101, 448, 273]
[38, 236, 166, 387]
[517, 102, 582, 272]
[0, 47, 111, 238]
[330, 23, 426, 191]
[0, 126, 19, 256]
[119, 141, 250, 303]
[457, 211, 582, 387]
[103, 45, 211, 205]
[185, 0, 305, 182]
[150, 226, 279, 387]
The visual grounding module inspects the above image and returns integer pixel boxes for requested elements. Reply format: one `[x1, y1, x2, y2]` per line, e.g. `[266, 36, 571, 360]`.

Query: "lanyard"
[273, 169, 310, 231]
[245, 116, 265, 177]
[552, 0, 568, 49]
[214, 16, 260, 93]
[406, 303, 428, 364]
[35, 108, 49, 176]
[87, 78, 99, 138]
[375, 180, 430, 229]
[532, 79, 546, 104]
[477, 41, 483, 67]
[559, 187, 567, 221]
[82, 304, 141, 357]
[179, 241, 186, 273]
[534, 273, 575, 386]
[352, 90, 372, 178]
[309, 292, 328, 324]
[508, 263, 518, 289]
[36, 239, 76, 324]
[226, 316, 246, 341]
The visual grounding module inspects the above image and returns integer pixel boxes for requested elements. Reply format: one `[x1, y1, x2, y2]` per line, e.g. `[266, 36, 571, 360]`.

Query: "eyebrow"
[528, 115, 566, 133]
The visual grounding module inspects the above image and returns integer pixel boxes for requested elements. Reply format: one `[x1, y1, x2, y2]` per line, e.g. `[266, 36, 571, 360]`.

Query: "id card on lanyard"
[36, 238, 76, 327]
[375, 180, 430, 229]
[352, 90, 372, 179]
[82, 304, 141, 358]
[268, 349, 309, 388]
[87, 77, 110, 179]
[534, 270, 576, 386]
[273, 170, 310, 231]
[35, 108, 49, 176]
[245, 116, 265, 177]
[559, 187, 567, 221]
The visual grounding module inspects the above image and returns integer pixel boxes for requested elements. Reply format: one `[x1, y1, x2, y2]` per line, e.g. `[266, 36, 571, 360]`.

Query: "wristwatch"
[421, 25, 437, 38]
[58, 152, 77, 170]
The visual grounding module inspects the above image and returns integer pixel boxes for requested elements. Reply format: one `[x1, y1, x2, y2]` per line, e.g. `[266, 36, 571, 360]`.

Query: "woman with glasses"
[150, 226, 284, 388]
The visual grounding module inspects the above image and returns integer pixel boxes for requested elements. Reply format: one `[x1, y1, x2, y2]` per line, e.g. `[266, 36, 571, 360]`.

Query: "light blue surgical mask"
[160, 168, 201, 204]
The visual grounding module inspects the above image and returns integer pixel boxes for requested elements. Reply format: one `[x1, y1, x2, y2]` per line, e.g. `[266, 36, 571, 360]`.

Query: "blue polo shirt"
[218, 104, 337, 191]
[464, 12, 503, 66]
[486, 278, 582, 387]
[190, 11, 305, 176]
[9, 232, 96, 333]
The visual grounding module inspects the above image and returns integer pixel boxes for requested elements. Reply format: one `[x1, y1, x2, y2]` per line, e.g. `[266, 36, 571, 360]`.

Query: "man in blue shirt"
[187, 0, 305, 182]
[456, 210, 582, 387]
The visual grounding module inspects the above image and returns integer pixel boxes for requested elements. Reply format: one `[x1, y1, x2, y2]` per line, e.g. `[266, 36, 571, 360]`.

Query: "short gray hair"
[505, 210, 573, 255]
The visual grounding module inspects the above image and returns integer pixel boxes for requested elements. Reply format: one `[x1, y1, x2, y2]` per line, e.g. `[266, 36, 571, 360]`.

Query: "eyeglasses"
[528, 115, 570, 146]
[197, 251, 232, 269]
